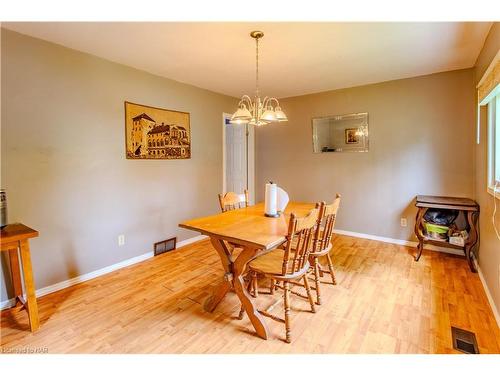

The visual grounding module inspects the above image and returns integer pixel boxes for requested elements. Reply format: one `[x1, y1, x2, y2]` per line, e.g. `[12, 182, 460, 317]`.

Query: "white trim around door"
[222, 113, 255, 204]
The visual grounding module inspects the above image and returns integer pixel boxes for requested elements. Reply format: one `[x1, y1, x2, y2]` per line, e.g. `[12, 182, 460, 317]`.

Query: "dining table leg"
[203, 236, 269, 339]
[233, 246, 270, 340]
[203, 237, 234, 312]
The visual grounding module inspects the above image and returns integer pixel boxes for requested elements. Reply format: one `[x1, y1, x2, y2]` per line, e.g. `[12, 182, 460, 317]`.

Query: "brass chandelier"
[230, 31, 288, 126]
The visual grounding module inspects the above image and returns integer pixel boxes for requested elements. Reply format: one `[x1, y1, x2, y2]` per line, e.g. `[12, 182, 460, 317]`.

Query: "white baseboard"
[333, 229, 464, 256]
[0, 234, 207, 310]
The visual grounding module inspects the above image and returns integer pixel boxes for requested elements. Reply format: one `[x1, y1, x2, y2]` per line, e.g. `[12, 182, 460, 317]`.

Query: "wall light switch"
[118, 234, 125, 247]
[400, 218, 408, 227]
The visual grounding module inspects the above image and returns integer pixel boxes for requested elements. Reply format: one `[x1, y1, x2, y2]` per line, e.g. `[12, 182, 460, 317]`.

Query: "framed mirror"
[312, 112, 369, 153]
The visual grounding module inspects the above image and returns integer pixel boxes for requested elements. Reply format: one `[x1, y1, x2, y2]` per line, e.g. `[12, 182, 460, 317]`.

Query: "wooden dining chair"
[239, 205, 321, 343]
[309, 194, 341, 305]
[218, 190, 249, 212]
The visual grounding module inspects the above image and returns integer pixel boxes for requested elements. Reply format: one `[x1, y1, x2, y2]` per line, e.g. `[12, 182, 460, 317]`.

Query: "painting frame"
[345, 128, 360, 145]
[124, 101, 191, 160]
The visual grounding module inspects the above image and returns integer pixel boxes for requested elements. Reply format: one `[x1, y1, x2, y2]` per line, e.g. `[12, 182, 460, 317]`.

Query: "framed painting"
[124, 101, 191, 159]
[345, 128, 360, 144]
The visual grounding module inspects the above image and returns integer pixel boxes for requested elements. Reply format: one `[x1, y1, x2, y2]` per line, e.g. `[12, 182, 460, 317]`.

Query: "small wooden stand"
[414, 195, 479, 272]
[0, 223, 40, 331]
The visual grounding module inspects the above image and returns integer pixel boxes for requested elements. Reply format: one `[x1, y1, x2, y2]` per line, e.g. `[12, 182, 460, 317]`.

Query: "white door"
[224, 116, 247, 194]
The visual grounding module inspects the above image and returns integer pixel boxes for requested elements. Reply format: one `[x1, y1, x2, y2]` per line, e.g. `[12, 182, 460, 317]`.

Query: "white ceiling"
[3, 22, 493, 98]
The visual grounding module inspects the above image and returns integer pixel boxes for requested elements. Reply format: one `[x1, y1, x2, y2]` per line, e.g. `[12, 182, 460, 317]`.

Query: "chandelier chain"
[255, 36, 259, 98]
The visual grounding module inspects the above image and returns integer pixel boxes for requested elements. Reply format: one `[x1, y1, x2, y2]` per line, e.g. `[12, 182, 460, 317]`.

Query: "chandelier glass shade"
[231, 31, 288, 126]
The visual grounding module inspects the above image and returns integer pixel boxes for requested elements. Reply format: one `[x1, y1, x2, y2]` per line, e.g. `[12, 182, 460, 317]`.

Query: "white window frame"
[486, 87, 500, 198]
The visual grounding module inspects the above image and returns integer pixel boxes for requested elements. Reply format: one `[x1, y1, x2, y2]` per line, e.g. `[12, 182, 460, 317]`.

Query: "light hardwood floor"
[1, 235, 499, 353]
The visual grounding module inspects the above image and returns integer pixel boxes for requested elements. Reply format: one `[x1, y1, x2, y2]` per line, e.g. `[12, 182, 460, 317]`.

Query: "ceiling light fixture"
[231, 31, 288, 126]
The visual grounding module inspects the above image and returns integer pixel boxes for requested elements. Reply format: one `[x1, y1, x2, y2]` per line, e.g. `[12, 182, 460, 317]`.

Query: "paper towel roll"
[277, 187, 289, 213]
[265, 182, 278, 217]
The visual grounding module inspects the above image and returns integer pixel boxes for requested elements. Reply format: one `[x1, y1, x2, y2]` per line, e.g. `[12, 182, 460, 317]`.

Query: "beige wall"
[256, 69, 475, 241]
[474, 23, 500, 315]
[0, 30, 236, 302]
[2, 26, 495, 316]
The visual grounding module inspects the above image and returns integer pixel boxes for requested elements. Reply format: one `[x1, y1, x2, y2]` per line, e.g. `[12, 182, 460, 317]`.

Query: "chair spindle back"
[218, 190, 250, 212]
[282, 205, 321, 275]
[313, 194, 341, 253]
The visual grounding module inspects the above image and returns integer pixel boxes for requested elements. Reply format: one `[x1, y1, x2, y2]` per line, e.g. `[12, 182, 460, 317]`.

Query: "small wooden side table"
[0, 223, 40, 331]
[414, 195, 479, 272]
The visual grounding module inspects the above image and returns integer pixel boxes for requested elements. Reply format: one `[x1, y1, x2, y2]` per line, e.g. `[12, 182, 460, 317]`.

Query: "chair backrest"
[282, 205, 321, 275]
[218, 190, 250, 212]
[312, 194, 341, 253]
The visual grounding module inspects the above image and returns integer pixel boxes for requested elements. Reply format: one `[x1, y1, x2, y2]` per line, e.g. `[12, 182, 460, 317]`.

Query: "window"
[487, 89, 500, 194]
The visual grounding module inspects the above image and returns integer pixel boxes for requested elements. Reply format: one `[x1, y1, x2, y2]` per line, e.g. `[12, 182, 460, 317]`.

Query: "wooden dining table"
[179, 201, 315, 340]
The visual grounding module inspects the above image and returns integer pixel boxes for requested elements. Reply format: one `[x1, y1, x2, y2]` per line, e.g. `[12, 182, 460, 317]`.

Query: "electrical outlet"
[400, 218, 408, 227]
[118, 234, 125, 247]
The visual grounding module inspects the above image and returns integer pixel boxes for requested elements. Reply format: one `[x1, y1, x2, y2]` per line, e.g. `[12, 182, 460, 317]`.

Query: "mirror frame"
[311, 112, 369, 153]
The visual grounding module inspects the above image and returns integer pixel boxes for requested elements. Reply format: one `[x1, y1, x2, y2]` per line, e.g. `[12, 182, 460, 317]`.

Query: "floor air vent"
[451, 326, 479, 354]
[154, 237, 177, 256]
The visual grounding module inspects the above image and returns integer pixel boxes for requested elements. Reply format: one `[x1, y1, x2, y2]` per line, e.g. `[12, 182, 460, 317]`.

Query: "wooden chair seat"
[248, 249, 310, 279]
[248, 249, 286, 275]
[309, 240, 332, 256]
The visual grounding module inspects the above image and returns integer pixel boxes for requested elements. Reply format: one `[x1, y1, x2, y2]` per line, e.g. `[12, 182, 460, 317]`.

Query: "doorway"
[222, 113, 255, 204]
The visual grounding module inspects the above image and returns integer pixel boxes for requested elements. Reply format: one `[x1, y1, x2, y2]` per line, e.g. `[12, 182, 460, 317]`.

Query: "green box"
[424, 222, 449, 234]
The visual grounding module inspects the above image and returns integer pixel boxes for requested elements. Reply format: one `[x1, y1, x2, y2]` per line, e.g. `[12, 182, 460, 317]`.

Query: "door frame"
[222, 113, 255, 204]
